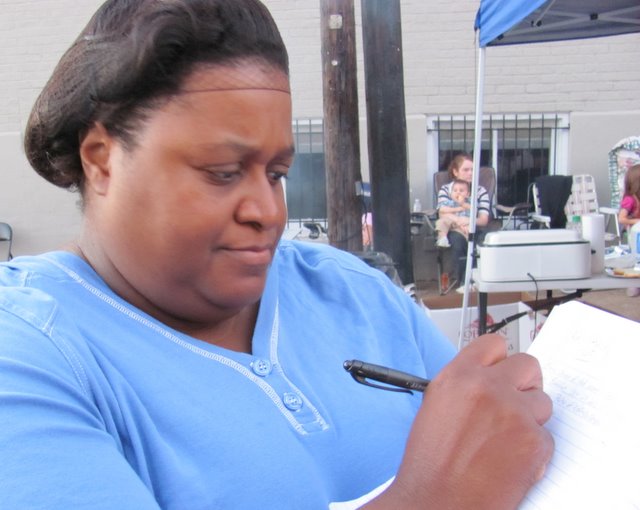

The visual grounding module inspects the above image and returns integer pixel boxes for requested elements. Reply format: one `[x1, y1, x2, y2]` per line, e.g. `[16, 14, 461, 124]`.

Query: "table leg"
[478, 291, 488, 335]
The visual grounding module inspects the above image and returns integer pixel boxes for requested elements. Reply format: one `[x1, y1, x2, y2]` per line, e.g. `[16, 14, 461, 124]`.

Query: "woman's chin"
[213, 279, 267, 310]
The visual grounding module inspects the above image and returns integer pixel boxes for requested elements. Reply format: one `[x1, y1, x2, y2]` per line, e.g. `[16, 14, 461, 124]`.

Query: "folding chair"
[416, 167, 505, 294]
[530, 175, 574, 228]
[568, 175, 620, 244]
[531, 174, 619, 244]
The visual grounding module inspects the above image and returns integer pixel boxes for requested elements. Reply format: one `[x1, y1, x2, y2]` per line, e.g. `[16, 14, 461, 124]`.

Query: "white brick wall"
[268, 0, 640, 117]
[2, 1, 639, 129]
[0, 1, 100, 134]
[1, 0, 639, 254]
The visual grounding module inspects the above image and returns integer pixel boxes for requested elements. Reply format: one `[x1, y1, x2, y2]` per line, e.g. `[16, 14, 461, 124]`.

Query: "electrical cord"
[527, 272, 540, 340]
[486, 272, 540, 335]
[485, 272, 587, 339]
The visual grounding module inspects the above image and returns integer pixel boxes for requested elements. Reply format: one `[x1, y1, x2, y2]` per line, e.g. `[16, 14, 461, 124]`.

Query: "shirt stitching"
[44, 256, 313, 435]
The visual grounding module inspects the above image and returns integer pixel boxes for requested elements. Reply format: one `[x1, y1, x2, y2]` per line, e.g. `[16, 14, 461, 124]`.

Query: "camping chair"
[430, 166, 529, 229]
[417, 166, 510, 294]
[0, 222, 13, 261]
[531, 174, 619, 243]
[530, 175, 575, 229]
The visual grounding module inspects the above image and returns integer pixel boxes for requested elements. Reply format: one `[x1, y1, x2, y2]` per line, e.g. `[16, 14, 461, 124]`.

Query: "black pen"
[343, 359, 430, 394]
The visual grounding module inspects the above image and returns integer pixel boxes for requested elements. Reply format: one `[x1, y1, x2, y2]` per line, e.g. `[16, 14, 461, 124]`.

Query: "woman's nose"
[235, 175, 285, 229]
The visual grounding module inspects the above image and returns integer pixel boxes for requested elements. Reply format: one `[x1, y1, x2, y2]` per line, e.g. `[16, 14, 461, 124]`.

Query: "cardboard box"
[423, 292, 546, 355]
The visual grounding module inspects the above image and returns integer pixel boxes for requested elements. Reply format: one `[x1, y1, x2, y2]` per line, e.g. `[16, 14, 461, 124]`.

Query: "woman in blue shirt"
[0, 1, 553, 508]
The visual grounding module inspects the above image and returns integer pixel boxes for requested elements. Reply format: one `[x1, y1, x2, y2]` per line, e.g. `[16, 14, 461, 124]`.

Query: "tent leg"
[458, 44, 486, 350]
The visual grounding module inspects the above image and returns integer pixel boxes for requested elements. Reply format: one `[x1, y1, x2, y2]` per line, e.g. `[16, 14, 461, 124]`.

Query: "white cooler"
[478, 229, 591, 282]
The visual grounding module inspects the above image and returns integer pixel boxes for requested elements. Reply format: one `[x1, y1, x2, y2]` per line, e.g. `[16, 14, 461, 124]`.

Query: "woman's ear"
[79, 123, 114, 196]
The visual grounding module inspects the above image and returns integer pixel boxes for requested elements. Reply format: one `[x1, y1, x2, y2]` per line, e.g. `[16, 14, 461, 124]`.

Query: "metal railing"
[428, 113, 569, 206]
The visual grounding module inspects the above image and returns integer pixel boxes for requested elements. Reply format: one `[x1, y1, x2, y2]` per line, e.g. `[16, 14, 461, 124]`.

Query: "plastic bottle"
[629, 222, 640, 258]
[569, 214, 582, 236]
[412, 198, 422, 213]
[634, 224, 640, 264]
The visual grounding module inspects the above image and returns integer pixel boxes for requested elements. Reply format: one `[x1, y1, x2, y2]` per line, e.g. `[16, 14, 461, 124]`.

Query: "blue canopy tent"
[477, 0, 640, 47]
[458, 0, 640, 349]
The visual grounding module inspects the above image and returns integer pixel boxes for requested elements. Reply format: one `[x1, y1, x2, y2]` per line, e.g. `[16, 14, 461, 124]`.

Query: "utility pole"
[361, 0, 413, 284]
[320, 0, 364, 252]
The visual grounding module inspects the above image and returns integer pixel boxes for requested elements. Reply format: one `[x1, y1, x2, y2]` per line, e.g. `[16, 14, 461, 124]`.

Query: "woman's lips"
[225, 246, 273, 266]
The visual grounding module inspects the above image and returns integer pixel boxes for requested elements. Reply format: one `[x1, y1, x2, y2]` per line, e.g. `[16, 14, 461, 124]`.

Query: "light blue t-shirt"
[0, 240, 455, 509]
[439, 198, 472, 217]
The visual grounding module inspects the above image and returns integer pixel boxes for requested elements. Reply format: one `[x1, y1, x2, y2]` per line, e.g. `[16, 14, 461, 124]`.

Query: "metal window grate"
[286, 119, 328, 229]
[428, 113, 569, 206]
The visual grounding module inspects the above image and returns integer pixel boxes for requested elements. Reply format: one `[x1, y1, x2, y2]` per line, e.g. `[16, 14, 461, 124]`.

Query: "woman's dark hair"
[24, 0, 289, 191]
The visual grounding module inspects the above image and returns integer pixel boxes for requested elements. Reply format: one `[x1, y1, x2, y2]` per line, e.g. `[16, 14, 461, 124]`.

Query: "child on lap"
[436, 179, 471, 248]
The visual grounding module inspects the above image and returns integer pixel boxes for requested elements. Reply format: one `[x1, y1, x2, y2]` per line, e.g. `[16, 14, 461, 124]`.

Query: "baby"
[436, 178, 471, 248]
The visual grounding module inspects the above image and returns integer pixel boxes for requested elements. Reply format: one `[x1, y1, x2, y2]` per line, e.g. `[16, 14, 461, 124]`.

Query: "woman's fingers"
[521, 386, 554, 425]
[462, 337, 552, 425]
[458, 333, 507, 366]
[386, 334, 556, 509]
[500, 352, 544, 390]
[459, 335, 546, 392]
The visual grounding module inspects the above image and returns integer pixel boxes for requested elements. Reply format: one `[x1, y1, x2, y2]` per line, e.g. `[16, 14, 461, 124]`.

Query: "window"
[286, 119, 327, 228]
[426, 114, 569, 206]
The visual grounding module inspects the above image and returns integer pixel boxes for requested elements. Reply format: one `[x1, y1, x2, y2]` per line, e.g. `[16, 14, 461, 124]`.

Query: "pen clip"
[348, 371, 414, 394]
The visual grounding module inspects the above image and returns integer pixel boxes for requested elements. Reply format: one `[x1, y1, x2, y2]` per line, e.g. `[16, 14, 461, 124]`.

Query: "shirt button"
[282, 392, 303, 411]
[251, 359, 272, 377]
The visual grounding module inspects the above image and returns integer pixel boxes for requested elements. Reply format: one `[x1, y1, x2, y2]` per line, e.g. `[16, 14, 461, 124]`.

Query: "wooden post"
[361, 0, 413, 284]
[320, 0, 364, 252]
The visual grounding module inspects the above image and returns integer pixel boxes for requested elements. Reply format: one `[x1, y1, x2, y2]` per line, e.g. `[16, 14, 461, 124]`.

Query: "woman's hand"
[619, 209, 639, 227]
[366, 335, 554, 510]
[475, 212, 490, 227]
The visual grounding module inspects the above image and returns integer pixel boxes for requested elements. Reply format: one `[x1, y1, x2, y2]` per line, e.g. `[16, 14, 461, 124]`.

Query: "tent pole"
[458, 43, 485, 351]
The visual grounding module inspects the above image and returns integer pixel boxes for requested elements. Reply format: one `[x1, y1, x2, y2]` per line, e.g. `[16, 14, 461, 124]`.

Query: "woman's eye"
[202, 165, 242, 183]
[268, 171, 288, 183]
[267, 164, 290, 183]
[208, 172, 237, 184]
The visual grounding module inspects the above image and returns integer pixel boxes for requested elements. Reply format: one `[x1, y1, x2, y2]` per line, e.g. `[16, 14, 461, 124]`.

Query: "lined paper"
[520, 301, 640, 509]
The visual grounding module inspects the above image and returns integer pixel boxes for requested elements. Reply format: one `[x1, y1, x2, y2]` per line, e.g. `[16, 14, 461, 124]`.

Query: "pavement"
[572, 287, 640, 322]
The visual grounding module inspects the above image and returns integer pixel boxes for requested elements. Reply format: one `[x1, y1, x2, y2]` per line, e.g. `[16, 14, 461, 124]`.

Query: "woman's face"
[453, 158, 474, 182]
[80, 62, 293, 325]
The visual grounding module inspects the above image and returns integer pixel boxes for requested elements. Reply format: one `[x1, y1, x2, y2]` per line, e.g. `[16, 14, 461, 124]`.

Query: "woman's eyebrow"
[194, 139, 295, 156]
[227, 142, 295, 161]
[278, 145, 296, 160]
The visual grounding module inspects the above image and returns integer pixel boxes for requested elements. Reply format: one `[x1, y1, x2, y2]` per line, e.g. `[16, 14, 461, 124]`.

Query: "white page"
[520, 301, 640, 509]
